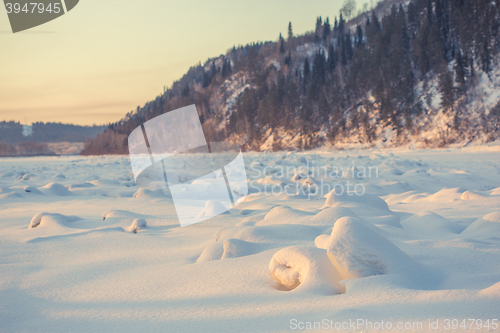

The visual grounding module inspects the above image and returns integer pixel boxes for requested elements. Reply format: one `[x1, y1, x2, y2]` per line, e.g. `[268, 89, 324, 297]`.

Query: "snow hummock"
[461, 211, 500, 237]
[460, 190, 488, 200]
[270, 246, 343, 294]
[309, 207, 358, 224]
[133, 187, 167, 199]
[326, 216, 439, 289]
[323, 189, 390, 211]
[196, 200, 230, 218]
[400, 211, 464, 238]
[39, 182, 73, 196]
[256, 206, 311, 226]
[127, 218, 147, 233]
[29, 212, 82, 229]
[102, 210, 149, 221]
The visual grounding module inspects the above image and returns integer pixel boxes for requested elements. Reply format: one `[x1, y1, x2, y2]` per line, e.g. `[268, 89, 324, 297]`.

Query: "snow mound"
[401, 211, 463, 237]
[0, 186, 11, 193]
[479, 281, 500, 298]
[309, 207, 358, 225]
[89, 179, 120, 187]
[291, 171, 307, 182]
[326, 217, 435, 288]
[28, 212, 82, 229]
[460, 190, 488, 200]
[402, 193, 427, 203]
[384, 191, 415, 205]
[255, 177, 287, 187]
[102, 210, 149, 220]
[221, 238, 262, 259]
[67, 182, 96, 190]
[323, 190, 389, 211]
[128, 219, 147, 233]
[388, 168, 404, 176]
[197, 238, 265, 262]
[20, 173, 36, 180]
[269, 246, 343, 294]
[197, 241, 224, 262]
[0, 192, 22, 199]
[461, 211, 500, 237]
[236, 211, 267, 226]
[256, 206, 311, 226]
[132, 187, 166, 199]
[215, 225, 319, 243]
[39, 182, 73, 196]
[196, 200, 230, 218]
[382, 181, 412, 194]
[24, 186, 43, 194]
[425, 187, 465, 202]
[314, 234, 330, 249]
[363, 215, 402, 228]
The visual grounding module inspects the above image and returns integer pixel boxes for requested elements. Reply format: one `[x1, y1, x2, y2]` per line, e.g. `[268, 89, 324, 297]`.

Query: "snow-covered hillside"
[82, 0, 500, 155]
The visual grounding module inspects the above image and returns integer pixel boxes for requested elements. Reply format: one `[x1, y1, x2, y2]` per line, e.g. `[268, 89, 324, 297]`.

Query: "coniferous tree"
[202, 72, 211, 88]
[478, 34, 492, 74]
[319, 92, 330, 123]
[202, 63, 216, 88]
[323, 17, 331, 42]
[278, 33, 285, 54]
[427, 0, 433, 24]
[341, 33, 353, 65]
[303, 57, 311, 94]
[366, 12, 380, 43]
[210, 62, 217, 78]
[311, 50, 326, 99]
[355, 25, 364, 47]
[338, 13, 345, 34]
[440, 67, 454, 112]
[327, 44, 336, 72]
[221, 58, 232, 77]
[454, 50, 467, 90]
[315, 17, 323, 41]
[284, 52, 292, 67]
[407, 1, 419, 38]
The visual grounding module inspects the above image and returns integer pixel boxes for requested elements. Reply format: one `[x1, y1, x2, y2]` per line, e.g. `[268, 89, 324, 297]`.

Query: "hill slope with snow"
[82, 0, 500, 154]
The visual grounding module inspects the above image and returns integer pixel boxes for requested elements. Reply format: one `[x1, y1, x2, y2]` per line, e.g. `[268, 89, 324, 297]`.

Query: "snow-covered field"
[1, 146, 499, 332]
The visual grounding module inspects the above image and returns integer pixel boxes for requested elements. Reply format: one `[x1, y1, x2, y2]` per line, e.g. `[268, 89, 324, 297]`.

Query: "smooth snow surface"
[0, 147, 499, 332]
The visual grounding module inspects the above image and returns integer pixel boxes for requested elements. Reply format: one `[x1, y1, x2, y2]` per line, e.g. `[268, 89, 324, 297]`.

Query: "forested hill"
[81, 0, 500, 155]
[0, 121, 106, 144]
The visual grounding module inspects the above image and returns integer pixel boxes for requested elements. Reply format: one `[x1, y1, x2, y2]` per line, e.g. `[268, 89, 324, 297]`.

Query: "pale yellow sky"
[0, 0, 344, 126]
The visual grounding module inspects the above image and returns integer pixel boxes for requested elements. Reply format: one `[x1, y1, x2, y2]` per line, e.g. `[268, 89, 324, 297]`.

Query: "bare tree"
[340, 0, 357, 20]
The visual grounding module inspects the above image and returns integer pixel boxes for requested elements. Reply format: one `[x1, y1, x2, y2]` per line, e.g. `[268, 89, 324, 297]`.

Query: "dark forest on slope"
[82, 0, 500, 155]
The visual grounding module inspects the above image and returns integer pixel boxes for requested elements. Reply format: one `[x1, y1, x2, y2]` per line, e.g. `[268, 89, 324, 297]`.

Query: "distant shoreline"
[0, 141, 85, 157]
[0, 153, 58, 158]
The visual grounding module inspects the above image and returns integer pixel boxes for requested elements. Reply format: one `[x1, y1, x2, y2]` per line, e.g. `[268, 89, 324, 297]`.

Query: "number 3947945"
[5, 3, 61, 14]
